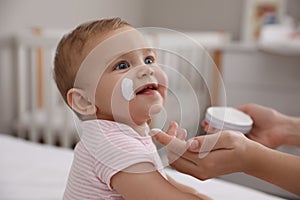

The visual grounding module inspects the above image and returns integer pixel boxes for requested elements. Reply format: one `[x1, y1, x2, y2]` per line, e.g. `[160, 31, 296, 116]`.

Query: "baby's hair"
[53, 17, 131, 117]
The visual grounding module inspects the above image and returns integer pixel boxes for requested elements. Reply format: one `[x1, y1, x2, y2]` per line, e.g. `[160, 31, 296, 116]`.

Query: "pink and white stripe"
[63, 120, 166, 200]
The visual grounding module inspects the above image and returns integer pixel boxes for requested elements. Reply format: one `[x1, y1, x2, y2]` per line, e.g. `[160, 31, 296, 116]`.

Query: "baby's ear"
[67, 88, 97, 116]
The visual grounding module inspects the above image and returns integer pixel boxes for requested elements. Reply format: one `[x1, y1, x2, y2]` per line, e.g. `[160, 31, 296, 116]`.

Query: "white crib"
[0, 28, 230, 148]
[1, 29, 78, 148]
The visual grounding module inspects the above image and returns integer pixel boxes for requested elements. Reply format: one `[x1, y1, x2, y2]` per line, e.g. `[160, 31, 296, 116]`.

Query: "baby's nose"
[137, 65, 154, 78]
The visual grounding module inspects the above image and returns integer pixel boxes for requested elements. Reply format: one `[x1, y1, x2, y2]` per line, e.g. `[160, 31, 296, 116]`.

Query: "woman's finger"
[201, 120, 208, 127]
[235, 104, 251, 114]
[187, 131, 243, 153]
[202, 120, 220, 134]
[168, 154, 199, 176]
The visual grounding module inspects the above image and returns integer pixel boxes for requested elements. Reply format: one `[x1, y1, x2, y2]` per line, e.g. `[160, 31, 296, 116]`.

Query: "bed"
[0, 134, 287, 200]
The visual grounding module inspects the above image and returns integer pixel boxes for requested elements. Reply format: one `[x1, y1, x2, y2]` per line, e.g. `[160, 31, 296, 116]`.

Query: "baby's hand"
[150, 121, 188, 143]
[164, 121, 188, 140]
[150, 121, 189, 164]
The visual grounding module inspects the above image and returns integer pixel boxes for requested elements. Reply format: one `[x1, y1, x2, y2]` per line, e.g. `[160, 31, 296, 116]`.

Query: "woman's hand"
[152, 128, 257, 180]
[201, 104, 290, 148]
[152, 120, 300, 196]
[236, 104, 290, 148]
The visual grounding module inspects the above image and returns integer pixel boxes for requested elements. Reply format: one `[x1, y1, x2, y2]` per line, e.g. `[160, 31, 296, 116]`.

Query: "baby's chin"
[148, 104, 163, 116]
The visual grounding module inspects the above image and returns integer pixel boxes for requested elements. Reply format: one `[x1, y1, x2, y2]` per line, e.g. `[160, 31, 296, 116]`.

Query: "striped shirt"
[63, 119, 166, 200]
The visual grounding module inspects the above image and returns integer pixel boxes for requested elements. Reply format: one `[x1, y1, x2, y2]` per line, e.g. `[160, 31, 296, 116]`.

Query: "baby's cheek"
[157, 71, 168, 101]
[157, 71, 168, 89]
[121, 78, 134, 101]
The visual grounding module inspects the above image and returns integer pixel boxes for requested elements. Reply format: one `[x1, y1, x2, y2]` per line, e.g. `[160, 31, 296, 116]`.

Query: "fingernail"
[150, 128, 161, 136]
[190, 140, 199, 150]
[171, 121, 178, 128]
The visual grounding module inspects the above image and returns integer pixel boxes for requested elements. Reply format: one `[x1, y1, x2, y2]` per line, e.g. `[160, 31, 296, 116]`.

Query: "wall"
[222, 49, 300, 116]
[143, 0, 243, 40]
[2, 0, 296, 38]
[143, 0, 300, 41]
[0, 0, 145, 37]
[286, 0, 300, 19]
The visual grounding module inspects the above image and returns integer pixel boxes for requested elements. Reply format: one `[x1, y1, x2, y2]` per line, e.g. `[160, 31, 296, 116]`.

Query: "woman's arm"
[111, 162, 209, 200]
[245, 142, 300, 196]
[284, 116, 300, 147]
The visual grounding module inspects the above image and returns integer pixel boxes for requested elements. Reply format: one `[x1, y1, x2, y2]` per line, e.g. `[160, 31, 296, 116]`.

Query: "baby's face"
[87, 27, 168, 125]
[96, 48, 168, 124]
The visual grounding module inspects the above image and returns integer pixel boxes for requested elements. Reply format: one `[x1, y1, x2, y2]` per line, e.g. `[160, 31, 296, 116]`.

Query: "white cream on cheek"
[121, 78, 134, 101]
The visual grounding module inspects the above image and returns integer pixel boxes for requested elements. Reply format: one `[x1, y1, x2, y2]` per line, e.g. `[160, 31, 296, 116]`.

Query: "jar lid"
[205, 107, 253, 134]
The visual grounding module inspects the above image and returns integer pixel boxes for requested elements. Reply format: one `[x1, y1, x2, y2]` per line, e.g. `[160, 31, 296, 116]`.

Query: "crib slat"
[29, 47, 39, 142]
[43, 48, 56, 145]
[16, 44, 27, 119]
[15, 43, 29, 139]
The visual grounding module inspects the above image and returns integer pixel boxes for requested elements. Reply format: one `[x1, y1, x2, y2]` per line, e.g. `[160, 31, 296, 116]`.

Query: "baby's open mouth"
[136, 83, 158, 95]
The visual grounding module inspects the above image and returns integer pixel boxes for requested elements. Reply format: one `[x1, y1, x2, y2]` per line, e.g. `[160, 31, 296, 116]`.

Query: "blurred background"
[0, 0, 300, 199]
[1, 0, 300, 133]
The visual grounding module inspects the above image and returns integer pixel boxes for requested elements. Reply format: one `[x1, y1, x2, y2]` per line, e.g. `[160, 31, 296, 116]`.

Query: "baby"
[54, 17, 209, 200]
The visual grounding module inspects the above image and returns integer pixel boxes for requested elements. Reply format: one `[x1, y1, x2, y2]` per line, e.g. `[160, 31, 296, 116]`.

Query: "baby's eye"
[114, 61, 130, 70]
[144, 56, 154, 64]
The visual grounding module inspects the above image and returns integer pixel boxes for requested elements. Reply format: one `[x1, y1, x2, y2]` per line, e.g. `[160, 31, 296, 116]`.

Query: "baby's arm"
[167, 175, 211, 200]
[111, 162, 209, 200]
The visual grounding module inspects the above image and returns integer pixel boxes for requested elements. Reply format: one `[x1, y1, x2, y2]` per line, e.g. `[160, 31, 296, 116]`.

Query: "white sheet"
[0, 134, 73, 200]
[0, 134, 286, 200]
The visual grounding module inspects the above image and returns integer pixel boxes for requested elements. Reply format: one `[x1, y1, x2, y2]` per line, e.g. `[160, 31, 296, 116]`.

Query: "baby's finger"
[152, 129, 187, 155]
[177, 128, 187, 140]
[151, 129, 173, 146]
[167, 121, 178, 137]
